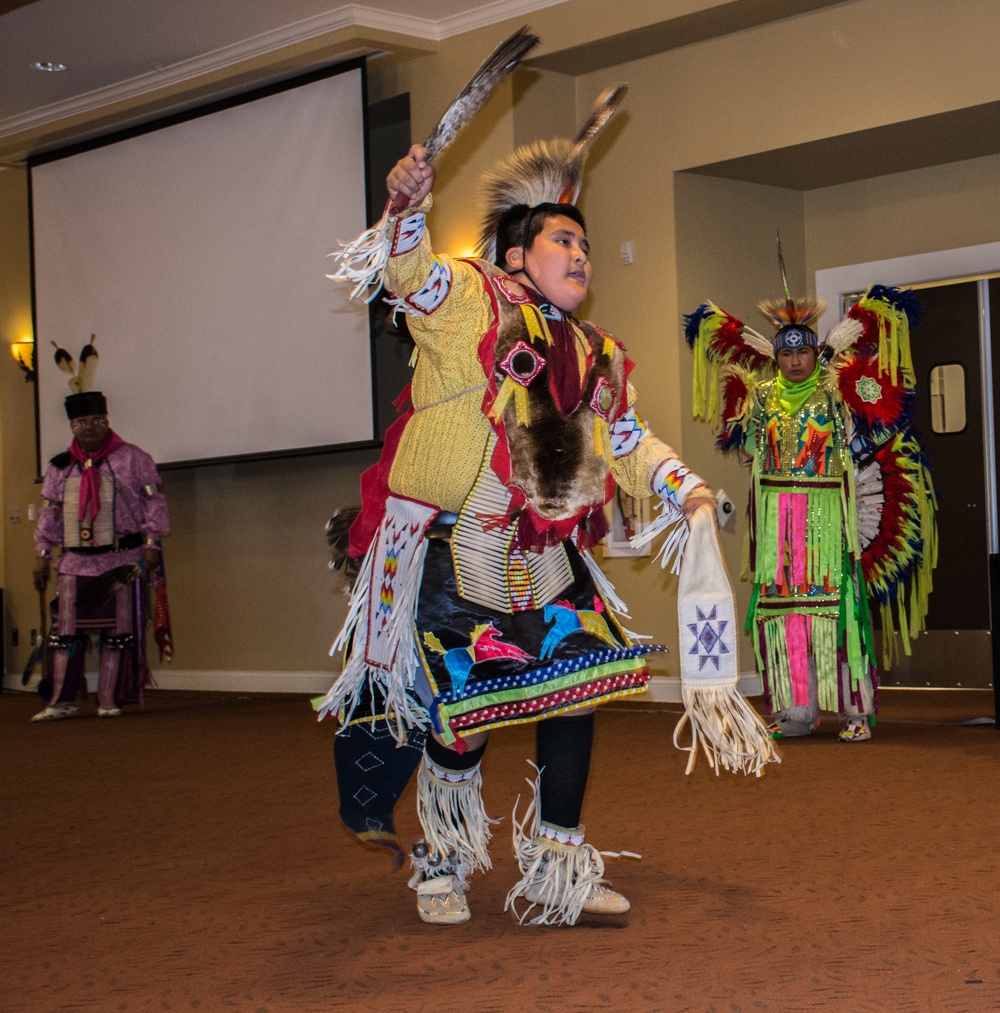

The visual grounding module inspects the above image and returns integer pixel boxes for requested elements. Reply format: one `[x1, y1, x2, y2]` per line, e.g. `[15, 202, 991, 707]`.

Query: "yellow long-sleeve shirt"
[382, 211, 702, 516]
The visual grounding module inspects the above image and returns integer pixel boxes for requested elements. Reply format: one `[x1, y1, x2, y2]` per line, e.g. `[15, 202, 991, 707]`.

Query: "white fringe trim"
[673, 681, 781, 778]
[577, 545, 646, 642]
[415, 758, 497, 880]
[629, 500, 689, 574]
[313, 517, 431, 742]
[326, 213, 393, 303]
[504, 763, 626, 926]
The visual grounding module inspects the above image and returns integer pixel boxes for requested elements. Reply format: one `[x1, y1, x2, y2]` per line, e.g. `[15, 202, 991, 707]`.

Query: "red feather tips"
[858, 432, 928, 599]
[836, 350, 912, 440]
[714, 317, 770, 371]
[716, 369, 752, 454]
[846, 305, 882, 355]
[686, 304, 770, 371]
[720, 370, 749, 417]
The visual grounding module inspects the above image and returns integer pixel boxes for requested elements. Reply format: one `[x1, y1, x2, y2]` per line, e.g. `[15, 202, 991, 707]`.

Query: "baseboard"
[642, 671, 763, 703]
[4, 669, 764, 699]
[2, 669, 338, 696]
[146, 669, 337, 694]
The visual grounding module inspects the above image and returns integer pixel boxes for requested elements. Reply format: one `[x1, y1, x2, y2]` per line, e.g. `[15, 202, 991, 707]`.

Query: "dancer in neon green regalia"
[685, 284, 937, 743]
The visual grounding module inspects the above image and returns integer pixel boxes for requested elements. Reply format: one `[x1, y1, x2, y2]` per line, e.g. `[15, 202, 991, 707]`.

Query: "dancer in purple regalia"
[32, 384, 170, 722]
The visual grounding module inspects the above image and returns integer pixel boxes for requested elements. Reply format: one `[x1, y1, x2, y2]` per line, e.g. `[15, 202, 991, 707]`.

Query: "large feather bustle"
[423, 26, 540, 163]
[758, 297, 826, 331]
[716, 364, 757, 455]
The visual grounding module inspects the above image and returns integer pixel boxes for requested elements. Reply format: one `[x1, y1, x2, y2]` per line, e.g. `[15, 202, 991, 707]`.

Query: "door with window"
[878, 279, 994, 688]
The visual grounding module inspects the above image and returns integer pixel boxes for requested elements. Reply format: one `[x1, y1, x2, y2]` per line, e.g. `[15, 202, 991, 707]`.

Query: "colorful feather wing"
[683, 302, 771, 424]
[837, 348, 915, 443]
[715, 365, 757, 454]
[855, 428, 938, 668]
[845, 285, 919, 386]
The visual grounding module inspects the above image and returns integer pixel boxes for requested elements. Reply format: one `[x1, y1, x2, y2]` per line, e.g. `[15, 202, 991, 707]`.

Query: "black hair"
[494, 202, 587, 269]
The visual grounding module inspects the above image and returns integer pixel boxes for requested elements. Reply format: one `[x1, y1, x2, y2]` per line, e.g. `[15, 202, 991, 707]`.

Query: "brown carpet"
[2, 687, 998, 1013]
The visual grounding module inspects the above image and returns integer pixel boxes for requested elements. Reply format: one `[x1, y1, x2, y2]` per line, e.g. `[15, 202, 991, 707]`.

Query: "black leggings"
[535, 711, 595, 830]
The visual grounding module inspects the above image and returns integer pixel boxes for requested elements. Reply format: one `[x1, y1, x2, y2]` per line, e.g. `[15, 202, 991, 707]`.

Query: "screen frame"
[27, 56, 379, 476]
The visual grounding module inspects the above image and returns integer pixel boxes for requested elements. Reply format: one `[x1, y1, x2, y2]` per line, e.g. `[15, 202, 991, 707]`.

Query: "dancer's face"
[506, 214, 592, 313]
[776, 346, 817, 383]
[70, 415, 110, 453]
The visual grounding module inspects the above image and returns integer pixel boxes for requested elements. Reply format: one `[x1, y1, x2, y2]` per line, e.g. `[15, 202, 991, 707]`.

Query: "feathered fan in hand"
[328, 25, 540, 300]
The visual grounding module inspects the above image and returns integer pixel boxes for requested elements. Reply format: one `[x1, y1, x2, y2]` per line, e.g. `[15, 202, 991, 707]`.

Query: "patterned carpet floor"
[2, 686, 998, 1012]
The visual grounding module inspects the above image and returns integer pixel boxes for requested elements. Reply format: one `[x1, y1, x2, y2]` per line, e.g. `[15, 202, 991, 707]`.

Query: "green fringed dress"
[744, 374, 876, 718]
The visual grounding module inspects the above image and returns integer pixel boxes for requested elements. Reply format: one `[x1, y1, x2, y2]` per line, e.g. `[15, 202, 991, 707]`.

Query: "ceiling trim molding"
[0, 0, 566, 141]
[432, 0, 567, 38]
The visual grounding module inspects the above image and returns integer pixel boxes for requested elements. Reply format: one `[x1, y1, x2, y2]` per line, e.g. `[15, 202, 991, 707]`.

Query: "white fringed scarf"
[674, 507, 780, 777]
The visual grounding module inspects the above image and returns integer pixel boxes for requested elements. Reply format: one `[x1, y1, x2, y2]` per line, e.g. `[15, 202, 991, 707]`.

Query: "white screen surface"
[31, 64, 372, 467]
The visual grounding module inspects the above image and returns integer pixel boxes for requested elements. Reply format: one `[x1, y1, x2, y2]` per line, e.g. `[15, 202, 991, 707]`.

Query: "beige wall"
[0, 166, 45, 677]
[3, 0, 1000, 684]
[806, 152, 1000, 274]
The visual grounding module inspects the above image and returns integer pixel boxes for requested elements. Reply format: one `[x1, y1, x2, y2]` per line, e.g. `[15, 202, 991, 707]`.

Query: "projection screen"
[30, 60, 373, 468]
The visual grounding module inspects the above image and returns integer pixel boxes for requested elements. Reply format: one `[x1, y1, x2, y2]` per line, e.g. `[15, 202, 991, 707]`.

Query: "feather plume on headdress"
[76, 335, 99, 391]
[328, 26, 539, 301]
[51, 334, 98, 393]
[757, 297, 826, 332]
[477, 84, 628, 261]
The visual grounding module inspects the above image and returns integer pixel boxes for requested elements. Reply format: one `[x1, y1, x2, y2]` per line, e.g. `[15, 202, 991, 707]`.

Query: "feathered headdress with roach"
[476, 84, 627, 263]
[51, 334, 98, 393]
[757, 233, 825, 353]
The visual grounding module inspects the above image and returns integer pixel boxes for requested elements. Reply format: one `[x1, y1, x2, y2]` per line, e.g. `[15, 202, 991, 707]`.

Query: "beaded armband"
[652, 458, 704, 512]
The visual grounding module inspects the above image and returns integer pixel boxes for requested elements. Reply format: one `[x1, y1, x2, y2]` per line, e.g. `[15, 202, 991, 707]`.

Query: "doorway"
[822, 259, 998, 690]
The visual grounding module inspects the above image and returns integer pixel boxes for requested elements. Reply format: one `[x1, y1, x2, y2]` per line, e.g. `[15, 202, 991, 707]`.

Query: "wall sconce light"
[10, 337, 35, 380]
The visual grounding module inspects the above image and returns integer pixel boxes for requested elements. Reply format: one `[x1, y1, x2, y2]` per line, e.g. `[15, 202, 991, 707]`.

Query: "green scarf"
[776, 361, 822, 415]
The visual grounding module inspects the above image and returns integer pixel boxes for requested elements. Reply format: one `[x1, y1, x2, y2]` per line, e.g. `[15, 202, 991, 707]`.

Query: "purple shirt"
[35, 441, 170, 577]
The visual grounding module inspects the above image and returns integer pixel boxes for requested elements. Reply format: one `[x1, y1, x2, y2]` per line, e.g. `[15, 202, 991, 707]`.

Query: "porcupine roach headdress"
[758, 233, 826, 354]
[476, 84, 628, 263]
